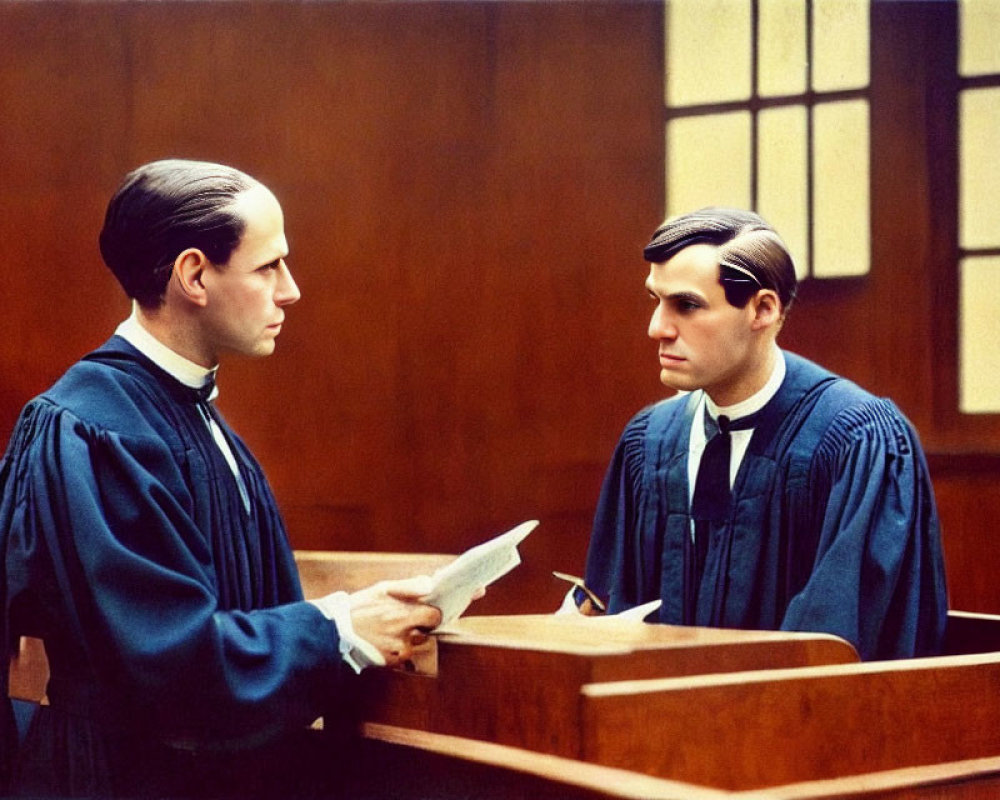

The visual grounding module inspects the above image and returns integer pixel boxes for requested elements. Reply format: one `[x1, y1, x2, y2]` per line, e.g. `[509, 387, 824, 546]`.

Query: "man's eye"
[675, 299, 702, 313]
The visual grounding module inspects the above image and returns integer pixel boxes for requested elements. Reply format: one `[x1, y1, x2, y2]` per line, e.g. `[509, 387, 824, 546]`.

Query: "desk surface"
[439, 613, 858, 658]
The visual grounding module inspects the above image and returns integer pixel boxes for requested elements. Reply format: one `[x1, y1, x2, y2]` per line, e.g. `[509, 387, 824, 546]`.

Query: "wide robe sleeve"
[583, 417, 646, 612]
[780, 399, 948, 660]
[584, 403, 691, 614]
[4, 399, 349, 750]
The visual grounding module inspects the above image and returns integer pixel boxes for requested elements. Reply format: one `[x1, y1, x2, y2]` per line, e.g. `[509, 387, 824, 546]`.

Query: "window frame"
[662, 0, 871, 281]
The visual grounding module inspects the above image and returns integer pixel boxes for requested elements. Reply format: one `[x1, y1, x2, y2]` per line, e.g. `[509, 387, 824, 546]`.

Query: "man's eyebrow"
[667, 290, 705, 303]
[647, 281, 705, 303]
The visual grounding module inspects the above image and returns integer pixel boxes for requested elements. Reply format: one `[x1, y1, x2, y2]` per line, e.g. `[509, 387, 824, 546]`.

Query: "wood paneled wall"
[0, 1, 996, 616]
[0, 1, 664, 614]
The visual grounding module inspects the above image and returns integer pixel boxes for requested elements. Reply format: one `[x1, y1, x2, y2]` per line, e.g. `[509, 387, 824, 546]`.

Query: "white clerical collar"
[115, 310, 219, 400]
[704, 345, 786, 423]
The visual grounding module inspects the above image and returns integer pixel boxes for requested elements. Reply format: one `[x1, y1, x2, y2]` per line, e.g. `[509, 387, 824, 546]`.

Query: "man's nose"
[648, 305, 676, 340]
[276, 262, 301, 306]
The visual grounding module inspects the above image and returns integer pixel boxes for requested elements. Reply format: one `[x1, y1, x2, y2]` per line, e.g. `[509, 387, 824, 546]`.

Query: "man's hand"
[348, 576, 443, 668]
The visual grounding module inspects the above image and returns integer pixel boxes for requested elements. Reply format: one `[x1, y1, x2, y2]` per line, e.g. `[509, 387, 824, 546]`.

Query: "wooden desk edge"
[437, 615, 859, 661]
[361, 722, 732, 800]
[580, 649, 1000, 698]
[732, 755, 1000, 799]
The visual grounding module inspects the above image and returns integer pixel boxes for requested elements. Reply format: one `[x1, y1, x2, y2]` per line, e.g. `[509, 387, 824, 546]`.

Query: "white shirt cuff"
[555, 587, 585, 615]
[310, 592, 386, 673]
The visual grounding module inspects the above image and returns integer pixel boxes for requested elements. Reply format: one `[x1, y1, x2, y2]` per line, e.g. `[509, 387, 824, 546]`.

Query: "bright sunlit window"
[664, 0, 870, 280]
[957, 0, 1000, 413]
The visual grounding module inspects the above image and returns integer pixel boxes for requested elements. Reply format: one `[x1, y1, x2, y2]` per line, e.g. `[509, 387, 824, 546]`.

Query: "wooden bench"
[942, 609, 1000, 655]
[351, 722, 732, 800]
[578, 650, 1000, 792]
[351, 725, 1000, 800]
[293, 549, 454, 598]
[7, 634, 47, 704]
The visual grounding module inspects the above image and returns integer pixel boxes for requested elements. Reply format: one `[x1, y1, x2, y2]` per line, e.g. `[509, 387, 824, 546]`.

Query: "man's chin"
[659, 370, 693, 394]
[221, 341, 277, 361]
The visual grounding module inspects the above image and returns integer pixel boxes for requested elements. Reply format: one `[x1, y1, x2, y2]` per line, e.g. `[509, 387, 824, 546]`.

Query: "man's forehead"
[230, 183, 278, 216]
[226, 184, 288, 264]
[647, 243, 721, 289]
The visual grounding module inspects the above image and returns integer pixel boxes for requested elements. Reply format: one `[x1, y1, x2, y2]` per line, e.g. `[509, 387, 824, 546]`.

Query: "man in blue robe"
[578, 207, 948, 661]
[0, 159, 444, 797]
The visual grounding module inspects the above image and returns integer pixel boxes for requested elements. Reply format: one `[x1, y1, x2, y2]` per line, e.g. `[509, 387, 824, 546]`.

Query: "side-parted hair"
[643, 207, 797, 312]
[99, 158, 258, 308]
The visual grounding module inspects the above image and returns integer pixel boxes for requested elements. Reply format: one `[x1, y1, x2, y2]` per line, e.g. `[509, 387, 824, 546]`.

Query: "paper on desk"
[424, 519, 538, 626]
[612, 599, 662, 621]
[555, 594, 662, 622]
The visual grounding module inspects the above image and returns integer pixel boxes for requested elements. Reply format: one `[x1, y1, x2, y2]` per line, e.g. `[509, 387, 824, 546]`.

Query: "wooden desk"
[357, 611, 1000, 798]
[360, 613, 858, 759]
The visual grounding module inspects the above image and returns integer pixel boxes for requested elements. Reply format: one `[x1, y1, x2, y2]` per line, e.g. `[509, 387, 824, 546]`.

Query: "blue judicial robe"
[583, 351, 948, 661]
[0, 338, 351, 797]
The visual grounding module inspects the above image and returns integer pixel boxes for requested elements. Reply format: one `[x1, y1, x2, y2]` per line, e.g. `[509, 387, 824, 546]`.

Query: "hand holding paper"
[423, 519, 538, 626]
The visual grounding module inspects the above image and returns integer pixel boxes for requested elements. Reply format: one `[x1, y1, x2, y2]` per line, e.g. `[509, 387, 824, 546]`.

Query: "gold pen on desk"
[552, 571, 607, 614]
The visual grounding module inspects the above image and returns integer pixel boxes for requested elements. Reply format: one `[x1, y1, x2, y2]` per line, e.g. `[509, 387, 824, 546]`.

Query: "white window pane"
[960, 256, 1000, 413]
[960, 0, 1000, 76]
[667, 112, 752, 217]
[759, 0, 807, 97]
[758, 106, 809, 280]
[666, 0, 752, 105]
[960, 87, 1000, 250]
[812, 0, 870, 92]
[812, 100, 870, 278]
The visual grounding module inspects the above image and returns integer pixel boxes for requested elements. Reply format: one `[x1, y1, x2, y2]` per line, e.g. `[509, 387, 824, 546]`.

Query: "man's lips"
[659, 352, 685, 364]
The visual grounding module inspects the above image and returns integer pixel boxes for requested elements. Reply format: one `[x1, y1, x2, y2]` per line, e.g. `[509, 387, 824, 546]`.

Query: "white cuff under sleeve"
[555, 587, 585, 616]
[310, 591, 386, 673]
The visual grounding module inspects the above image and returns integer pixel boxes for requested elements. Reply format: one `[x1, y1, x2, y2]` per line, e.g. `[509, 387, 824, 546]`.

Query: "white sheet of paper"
[424, 519, 538, 626]
[612, 599, 662, 621]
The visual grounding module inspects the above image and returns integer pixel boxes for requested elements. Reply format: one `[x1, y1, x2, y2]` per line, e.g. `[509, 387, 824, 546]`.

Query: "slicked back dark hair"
[643, 207, 797, 311]
[99, 159, 258, 308]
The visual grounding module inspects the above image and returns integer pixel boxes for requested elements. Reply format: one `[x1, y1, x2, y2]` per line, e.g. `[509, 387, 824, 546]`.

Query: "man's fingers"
[410, 629, 430, 647]
[384, 574, 435, 600]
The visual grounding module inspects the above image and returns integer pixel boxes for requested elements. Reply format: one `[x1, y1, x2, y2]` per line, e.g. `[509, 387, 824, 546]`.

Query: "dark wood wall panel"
[930, 457, 1000, 614]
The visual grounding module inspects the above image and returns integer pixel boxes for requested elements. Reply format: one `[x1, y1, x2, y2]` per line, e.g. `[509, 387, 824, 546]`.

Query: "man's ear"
[172, 248, 210, 307]
[750, 289, 782, 331]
